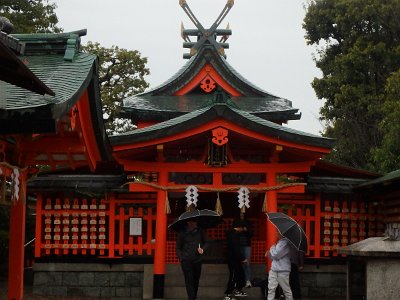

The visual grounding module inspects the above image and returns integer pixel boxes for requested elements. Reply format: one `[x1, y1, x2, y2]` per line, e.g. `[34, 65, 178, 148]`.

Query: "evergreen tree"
[303, 0, 400, 172]
[0, 0, 61, 33]
[82, 42, 150, 134]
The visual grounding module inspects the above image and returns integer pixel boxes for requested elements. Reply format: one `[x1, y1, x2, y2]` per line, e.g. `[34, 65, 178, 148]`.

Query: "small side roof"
[356, 169, 400, 189]
[1, 30, 97, 129]
[0, 29, 113, 164]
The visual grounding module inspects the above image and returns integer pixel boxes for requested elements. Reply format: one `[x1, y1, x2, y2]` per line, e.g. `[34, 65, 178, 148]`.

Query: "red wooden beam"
[120, 160, 315, 174]
[76, 91, 102, 171]
[8, 171, 27, 300]
[112, 119, 331, 154]
[266, 172, 278, 270]
[153, 171, 168, 298]
[34, 194, 43, 258]
[18, 135, 84, 153]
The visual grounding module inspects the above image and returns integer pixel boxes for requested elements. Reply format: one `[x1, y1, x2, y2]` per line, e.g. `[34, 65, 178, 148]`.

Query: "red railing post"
[108, 193, 115, 258]
[266, 171, 277, 270]
[314, 194, 321, 258]
[8, 170, 27, 300]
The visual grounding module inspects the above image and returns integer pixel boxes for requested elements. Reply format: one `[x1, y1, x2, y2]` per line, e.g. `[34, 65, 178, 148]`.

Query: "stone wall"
[33, 263, 144, 298]
[164, 264, 347, 299]
[33, 263, 347, 299]
[367, 259, 400, 299]
[299, 265, 347, 299]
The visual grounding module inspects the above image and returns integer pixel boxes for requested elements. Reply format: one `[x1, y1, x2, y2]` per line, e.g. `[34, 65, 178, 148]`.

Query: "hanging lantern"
[237, 187, 250, 212]
[185, 185, 199, 207]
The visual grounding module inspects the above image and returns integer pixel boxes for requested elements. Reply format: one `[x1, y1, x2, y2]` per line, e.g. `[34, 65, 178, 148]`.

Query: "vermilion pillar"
[153, 170, 168, 299]
[8, 172, 27, 300]
[266, 171, 277, 270]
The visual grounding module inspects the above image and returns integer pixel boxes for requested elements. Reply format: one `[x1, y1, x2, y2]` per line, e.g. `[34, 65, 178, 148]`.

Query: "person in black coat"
[233, 212, 253, 287]
[176, 218, 208, 300]
[224, 222, 247, 299]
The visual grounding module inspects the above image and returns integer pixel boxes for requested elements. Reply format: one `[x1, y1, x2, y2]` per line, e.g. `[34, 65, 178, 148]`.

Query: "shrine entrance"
[165, 191, 267, 264]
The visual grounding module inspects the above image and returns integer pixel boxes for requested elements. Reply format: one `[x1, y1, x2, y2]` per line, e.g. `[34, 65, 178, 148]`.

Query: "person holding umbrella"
[274, 244, 304, 300]
[176, 218, 208, 300]
[169, 207, 222, 299]
[265, 232, 293, 300]
[265, 212, 308, 300]
[266, 212, 308, 299]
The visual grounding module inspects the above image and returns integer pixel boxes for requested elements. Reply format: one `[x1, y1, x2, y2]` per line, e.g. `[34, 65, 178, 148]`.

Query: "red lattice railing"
[35, 193, 384, 262]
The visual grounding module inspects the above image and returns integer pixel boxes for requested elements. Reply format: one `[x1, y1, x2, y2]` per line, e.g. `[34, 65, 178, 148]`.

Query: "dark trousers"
[275, 263, 301, 299]
[290, 264, 301, 299]
[180, 260, 202, 300]
[225, 259, 245, 295]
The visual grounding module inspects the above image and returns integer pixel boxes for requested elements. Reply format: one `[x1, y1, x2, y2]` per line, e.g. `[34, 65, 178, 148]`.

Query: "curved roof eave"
[110, 103, 334, 150]
[1, 53, 97, 119]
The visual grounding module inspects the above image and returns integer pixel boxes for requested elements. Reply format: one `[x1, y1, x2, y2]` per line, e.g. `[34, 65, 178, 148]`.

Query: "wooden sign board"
[129, 217, 143, 236]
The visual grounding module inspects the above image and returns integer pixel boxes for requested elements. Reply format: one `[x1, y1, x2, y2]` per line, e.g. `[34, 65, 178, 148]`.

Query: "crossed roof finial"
[180, 0, 234, 59]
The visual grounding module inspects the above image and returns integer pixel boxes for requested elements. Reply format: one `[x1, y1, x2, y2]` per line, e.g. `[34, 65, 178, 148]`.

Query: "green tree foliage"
[303, 0, 400, 172]
[82, 42, 150, 134]
[372, 70, 400, 172]
[0, 0, 61, 33]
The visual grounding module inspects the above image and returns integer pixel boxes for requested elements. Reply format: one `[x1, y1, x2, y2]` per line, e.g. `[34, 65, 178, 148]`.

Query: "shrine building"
[0, 2, 388, 299]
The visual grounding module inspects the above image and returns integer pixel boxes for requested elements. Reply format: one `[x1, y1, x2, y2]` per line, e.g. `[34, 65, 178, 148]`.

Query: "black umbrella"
[168, 209, 223, 231]
[266, 212, 308, 252]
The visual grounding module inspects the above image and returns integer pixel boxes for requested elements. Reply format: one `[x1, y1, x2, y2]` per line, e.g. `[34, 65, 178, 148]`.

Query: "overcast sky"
[54, 0, 325, 135]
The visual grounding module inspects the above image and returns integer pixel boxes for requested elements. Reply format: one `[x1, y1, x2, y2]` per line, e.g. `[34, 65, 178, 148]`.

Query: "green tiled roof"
[0, 30, 113, 163]
[1, 52, 96, 115]
[123, 46, 300, 123]
[357, 169, 400, 188]
[111, 102, 334, 149]
[1, 30, 96, 118]
[124, 95, 297, 116]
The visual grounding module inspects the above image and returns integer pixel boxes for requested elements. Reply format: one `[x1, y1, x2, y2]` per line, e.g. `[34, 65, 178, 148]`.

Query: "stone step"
[164, 286, 265, 299]
[164, 264, 267, 299]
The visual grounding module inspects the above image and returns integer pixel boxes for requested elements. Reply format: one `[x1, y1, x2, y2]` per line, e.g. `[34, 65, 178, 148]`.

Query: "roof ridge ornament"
[180, 0, 233, 59]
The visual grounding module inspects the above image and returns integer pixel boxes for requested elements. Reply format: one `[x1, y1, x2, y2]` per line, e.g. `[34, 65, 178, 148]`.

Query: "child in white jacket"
[265, 234, 293, 300]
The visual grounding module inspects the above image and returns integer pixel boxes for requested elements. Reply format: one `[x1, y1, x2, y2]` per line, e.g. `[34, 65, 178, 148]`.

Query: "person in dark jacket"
[233, 212, 253, 287]
[176, 218, 208, 300]
[224, 223, 247, 300]
[289, 244, 304, 300]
